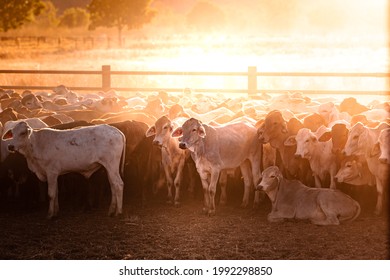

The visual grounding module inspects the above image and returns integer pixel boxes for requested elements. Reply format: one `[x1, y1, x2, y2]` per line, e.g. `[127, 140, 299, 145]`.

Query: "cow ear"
[370, 142, 380, 158]
[2, 129, 13, 140]
[145, 125, 156, 137]
[198, 125, 206, 138]
[318, 131, 332, 142]
[284, 135, 296, 146]
[171, 127, 183, 138]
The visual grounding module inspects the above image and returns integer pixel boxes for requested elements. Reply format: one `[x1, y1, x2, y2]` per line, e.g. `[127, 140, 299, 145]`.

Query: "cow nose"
[179, 142, 187, 149]
[294, 154, 301, 159]
[8, 144, 15, 152]
[255, 184, 264, 191]
[379, 158, 387, 164]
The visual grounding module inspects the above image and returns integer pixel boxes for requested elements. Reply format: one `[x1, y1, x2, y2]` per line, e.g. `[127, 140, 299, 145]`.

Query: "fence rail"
[0, 65, 389, 96]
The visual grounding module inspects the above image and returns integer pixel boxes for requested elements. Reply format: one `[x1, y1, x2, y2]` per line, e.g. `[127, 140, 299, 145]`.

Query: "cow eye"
[270, 175, 275, 178]
[20, 131, 27, 136]
[192, 128, 197, 132]
[353, 135, 359, 139]
[346, 163, 352, 168]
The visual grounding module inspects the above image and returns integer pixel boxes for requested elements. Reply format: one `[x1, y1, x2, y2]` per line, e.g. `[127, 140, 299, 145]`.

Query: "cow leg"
[105, 167, 124, 216]
[314, 175, 322, 188]
[374, 177, 384, 215]
[173, 158, 186, 207]
[208, 170, 220, 216]
[250, 155, 263, 208]
[218, 170, 228, 206]
[198, 170, 210, 214]
[239, 161, 252, 208]
[163, 164, 174, 204]
[47, 173, 59, 219]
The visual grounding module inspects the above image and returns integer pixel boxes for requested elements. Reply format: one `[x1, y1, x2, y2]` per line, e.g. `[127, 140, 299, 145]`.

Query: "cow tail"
[120, 133, 126, 178]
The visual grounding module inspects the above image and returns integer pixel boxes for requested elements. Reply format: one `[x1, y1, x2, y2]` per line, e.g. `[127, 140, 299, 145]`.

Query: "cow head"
[319, 123, 349, 154]
[146, 115, 173, 148]
[261, 110, 288, 143]
[21, 94, 42, 110]
[371, 128, 390, 164]
[3, 121, 32, 154]
[344, 122, 366, 156]
[171, 118, 205, 151]
[335, 157, 362, 183]
[256, 166, 283, 194]
[293, 128, 316, 159]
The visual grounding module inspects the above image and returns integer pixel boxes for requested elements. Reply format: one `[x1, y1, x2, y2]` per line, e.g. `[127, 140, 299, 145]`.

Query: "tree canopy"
[0, 0, 45, 32]
[88, 0, 156, 32]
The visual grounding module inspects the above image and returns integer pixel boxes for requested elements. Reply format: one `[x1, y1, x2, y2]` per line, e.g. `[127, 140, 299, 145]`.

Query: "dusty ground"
[0, 188, 388, 260]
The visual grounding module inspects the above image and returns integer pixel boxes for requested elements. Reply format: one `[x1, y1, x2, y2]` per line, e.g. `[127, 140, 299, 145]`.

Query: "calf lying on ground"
[256, 166, 361, 225]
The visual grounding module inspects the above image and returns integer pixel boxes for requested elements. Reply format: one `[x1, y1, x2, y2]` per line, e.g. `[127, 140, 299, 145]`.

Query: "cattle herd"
[0, 86, 389, 225]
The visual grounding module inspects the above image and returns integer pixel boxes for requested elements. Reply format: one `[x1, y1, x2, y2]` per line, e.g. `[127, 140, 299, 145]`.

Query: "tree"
[30, 1, 59, 29]
[88, 0, 156, 46]
[187, 1, 225, 33]
[0, 0, 44, 32]
[59, 7, 90, 29]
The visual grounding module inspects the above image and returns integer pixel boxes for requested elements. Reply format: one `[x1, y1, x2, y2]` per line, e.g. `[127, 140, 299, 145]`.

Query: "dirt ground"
[0, 186, 388, 260]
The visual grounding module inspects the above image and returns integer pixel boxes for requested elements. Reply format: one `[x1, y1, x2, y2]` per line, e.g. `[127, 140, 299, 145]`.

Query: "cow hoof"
[174, 202, 181, 208]
[166, 199, 173, 205]
[208, 210, 215, 216]
[219, 200, 227, 206]
[202, 207, 209, 215]
[240, 202, 249, 208]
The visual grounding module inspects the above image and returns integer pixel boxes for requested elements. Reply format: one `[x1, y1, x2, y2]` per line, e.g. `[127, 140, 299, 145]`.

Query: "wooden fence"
[0, 65, 389, 96]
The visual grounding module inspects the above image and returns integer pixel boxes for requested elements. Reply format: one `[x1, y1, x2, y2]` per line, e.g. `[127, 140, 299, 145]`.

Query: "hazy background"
[0, 0, 388, 98]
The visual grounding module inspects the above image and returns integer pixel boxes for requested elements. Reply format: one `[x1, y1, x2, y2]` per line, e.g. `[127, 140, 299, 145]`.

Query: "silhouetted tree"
[0, 0, 44, 32]
[59, 7, 90, 29]
[88, 0, 156, 47]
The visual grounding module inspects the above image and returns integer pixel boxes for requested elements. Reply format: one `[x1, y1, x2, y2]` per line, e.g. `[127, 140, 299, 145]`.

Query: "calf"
[344, 122, 390, 214]
[256, 166, 361, 225]
[172, 118, 262, 215]
[286, 127, 337, 188]
[371, 128, 390, 164]
[3, 122, 126, 218]
[146, 116, 189, 206]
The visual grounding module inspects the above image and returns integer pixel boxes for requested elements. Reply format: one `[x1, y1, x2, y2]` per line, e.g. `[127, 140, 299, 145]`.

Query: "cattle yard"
[0, 35, 389, 260]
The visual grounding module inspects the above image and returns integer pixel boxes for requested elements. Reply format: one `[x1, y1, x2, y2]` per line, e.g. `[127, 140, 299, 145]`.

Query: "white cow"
[3, 122, 126, 219]
[256, 166, 361, 225]
[344, 122, 390, 215]
[285, 127, 338, 189]
[371, 128, 390, 164]
[146, 115, 189, 206]
[172, 118, 262, 215]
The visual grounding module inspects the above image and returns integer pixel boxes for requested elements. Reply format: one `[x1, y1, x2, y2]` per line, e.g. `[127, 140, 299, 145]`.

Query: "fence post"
[102, 65, 111, 92]
[248, 66, 257, 96]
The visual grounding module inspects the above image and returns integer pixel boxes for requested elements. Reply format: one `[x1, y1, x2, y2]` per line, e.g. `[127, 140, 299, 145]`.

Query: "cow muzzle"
[294, 153, 302, 159]
[255, 184, 264, 191]
[153, 140, 162, 147]
[379, 157, 388, 164]
[179, 142, 187, 150]
[8, 144, 15, 152]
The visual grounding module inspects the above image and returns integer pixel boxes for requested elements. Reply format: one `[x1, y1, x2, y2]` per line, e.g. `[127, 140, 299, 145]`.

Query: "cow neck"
[270, 130, 290, 151]
[364, 127, 380, 155]
[192, 135, 205, 157]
